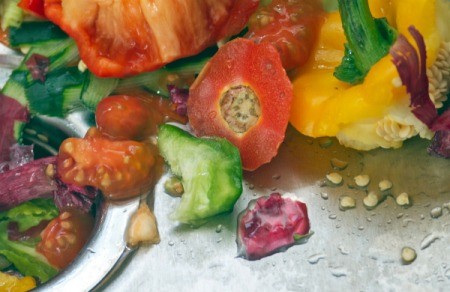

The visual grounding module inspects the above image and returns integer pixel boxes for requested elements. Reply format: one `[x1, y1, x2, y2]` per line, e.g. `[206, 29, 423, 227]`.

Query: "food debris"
[326, 172, 343, 185]
[127, 203, 160, 247]
[237, 193, 311, 260]
[339, 196, 356, 211]
[354, 174, 370, 187]
[378, 179, 393, 191]
[396, 192, 410, 206]
[401, 246, 417, 265]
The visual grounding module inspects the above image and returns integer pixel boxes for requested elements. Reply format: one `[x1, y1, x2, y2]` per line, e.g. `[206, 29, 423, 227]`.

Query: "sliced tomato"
[246, 0, 324, 70]
[95, 94, 186, 141]
[56, 128, 157, 199]
[188, 38, 293, 171]
[36, 209, 94, 269]
[19, 0, 46, 18]
[44, 0, 258, 77]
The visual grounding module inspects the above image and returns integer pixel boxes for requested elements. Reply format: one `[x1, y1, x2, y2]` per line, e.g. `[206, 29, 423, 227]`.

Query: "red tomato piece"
[188, 38, 293, 171]
[246, 0, 324, 70]
[57, 128, 157, 199]
[36, 209, 94, 269]
[95, 94, 186, 141]
[43, 0, 258, 77]
[19, 0, 46, 18]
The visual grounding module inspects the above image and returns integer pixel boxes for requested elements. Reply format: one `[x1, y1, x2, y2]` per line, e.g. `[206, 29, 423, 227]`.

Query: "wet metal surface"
[1, 44, 449, 291]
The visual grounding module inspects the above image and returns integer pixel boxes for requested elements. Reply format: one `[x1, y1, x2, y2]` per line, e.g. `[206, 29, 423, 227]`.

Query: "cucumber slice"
[80, 72, 119, 111]
[158, 124, 243, 224]
[1, 0, 23, 31]
[9, 21, 68, 47]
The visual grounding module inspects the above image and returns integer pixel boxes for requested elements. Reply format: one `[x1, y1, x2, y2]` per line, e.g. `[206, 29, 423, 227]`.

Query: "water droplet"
[330, 266, 348, 277]
[330, 158, 348, 170]
[445, 268, 450, 279]
[358, 226, 364, 231]
[320, 192, 329, 200]
[319, 138, 333, 148]
[271, 187, 277, 191]
[216, 237, 223, 243]
[335, 224, 341, 229]
[307, 253, 326, 264]
[248, 184, 255, 190]
[366, 217, 372, 222]
[321, 206, 326, 211]
[338, 245, 349, 255]
[430, 207, 443, 218]
[168, 241, 175, 246]
[216, 224, 223, 233]
[420, 233, 440, 250]
[442, 263, 447, 269]
[397, 213, 404, 219]
[272, 174, 281, 180]
[328, 214, 337, 220]
[402, 218, 414, 227]
[387, 219, 392, 224]
[420, 214, 425, 220]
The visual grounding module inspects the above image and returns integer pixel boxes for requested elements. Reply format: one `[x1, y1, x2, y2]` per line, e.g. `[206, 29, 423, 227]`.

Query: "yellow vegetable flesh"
[289, 0, 442, 150]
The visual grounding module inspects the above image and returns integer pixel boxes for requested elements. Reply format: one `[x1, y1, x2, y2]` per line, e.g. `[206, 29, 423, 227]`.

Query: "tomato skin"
[19, 0, 46, 18]
[57, 128, 156, 199]
[36, 209, 94, 269]
[44, 0, 258, 77]
[188, 38, 293, 171]
[96, 95, 156, 141]
[246, 0, 324, 70]
[95, 94, 186, 141]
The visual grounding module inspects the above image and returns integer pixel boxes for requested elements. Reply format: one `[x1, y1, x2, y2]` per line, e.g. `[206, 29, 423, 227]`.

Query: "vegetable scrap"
[157, 124, 243, 225]
[188, 38, 293, 170]
[290, 0, 450, 152]
[237, 193, 311, 260]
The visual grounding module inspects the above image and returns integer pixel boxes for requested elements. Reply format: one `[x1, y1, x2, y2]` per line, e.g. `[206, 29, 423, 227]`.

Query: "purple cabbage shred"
[168, 84, 189, 116]
[390, 26, 450, 158]
[25, 54, 50, 82]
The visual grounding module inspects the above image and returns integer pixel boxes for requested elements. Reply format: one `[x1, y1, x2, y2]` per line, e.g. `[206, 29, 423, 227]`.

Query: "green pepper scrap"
[157, 124, 243, 225]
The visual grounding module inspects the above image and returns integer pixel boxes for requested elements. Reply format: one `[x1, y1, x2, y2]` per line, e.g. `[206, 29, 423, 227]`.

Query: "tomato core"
[220, 85, 261, 133]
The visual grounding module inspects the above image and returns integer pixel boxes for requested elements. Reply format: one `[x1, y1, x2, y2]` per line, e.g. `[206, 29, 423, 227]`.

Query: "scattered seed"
[326, 172, 343, 185]
[339, 196, 356, 211]
[64, 142, 74, 153]
[430, 207, 443, 219]
[65, 234, 76, 244]
[101, 173, 111, 187]
[401, 247, 417, 265]
[378, 179, 393, 191]
[57, 236, 66, 247]
[60, 221, 72, 230]
[363, 191, 383, 209]
[45, 164, 56, 178]
[74, 170, 85, 183]
[164, 176, 184, 197]
[78, 60, 88, 72]
[396, 192, 410, 206]
[330, 158, 348, 170]
[60, 212, 71, 220]
[354, 174, 370, 187]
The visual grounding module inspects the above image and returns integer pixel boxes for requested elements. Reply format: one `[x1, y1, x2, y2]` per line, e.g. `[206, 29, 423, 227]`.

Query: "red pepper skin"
[188, 38, 293, 171]
[19, 0, 46, 18]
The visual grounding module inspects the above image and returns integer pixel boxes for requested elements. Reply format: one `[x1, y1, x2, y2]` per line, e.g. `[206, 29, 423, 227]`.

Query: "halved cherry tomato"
[188, 38, 293, 171]
[44, 0, 258, 77]
[95, 94, 186, 141]
[57, 128, 156, 199]
[246, 0, 324, 70]
[19, 0, 46, 18]
[36, 209, 94, 269]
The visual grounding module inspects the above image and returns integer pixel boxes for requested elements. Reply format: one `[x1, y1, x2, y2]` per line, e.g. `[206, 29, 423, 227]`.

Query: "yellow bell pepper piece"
[0, 272, 36, 292]
[290, 0, 442, 149]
